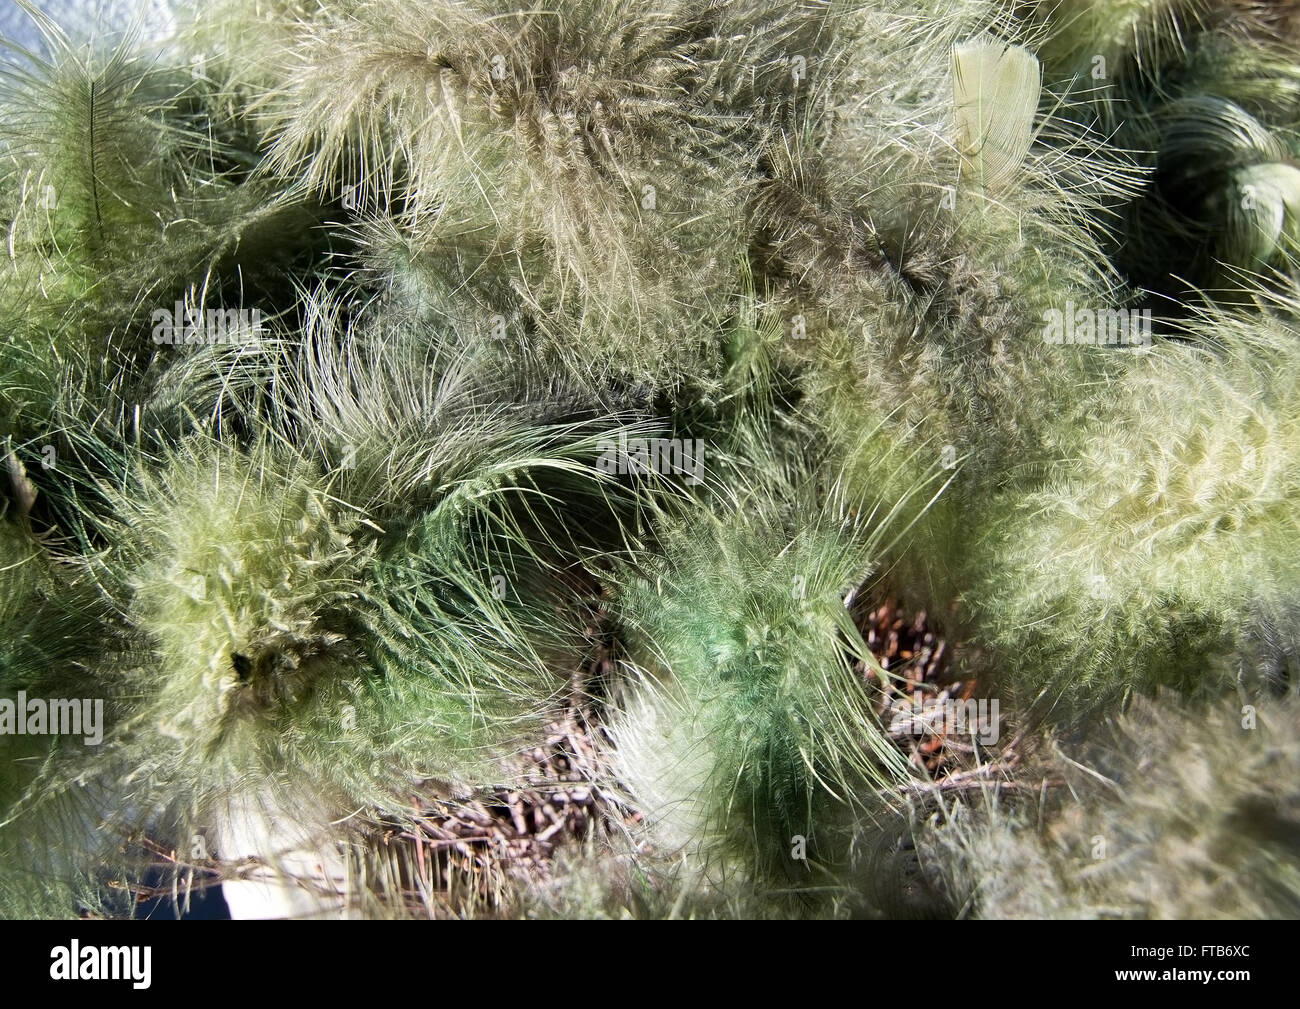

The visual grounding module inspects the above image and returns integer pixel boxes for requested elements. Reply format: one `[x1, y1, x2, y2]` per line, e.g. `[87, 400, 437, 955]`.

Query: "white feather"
[952, 38, 1041, 195]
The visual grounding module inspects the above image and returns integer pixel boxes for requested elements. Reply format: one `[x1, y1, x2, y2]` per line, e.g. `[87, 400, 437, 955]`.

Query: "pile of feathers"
[2, 0, 1299, 919]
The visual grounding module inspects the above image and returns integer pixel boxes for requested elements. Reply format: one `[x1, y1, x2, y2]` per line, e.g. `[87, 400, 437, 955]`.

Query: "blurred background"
[1, 0, 173, 52]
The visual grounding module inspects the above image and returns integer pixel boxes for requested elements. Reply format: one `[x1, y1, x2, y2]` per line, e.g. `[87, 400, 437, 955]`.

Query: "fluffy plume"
[1023, 0, 1300, 300]
[604, 452, 934, 902]
[967, 292, 1300, 722]
[254, 0, 857, 394]
[922, 693, 1300, 919]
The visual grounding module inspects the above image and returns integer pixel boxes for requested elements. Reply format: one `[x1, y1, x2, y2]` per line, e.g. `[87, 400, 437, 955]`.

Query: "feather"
[1229, 162, 1300, 266]
[952, 37, 1041, 195]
